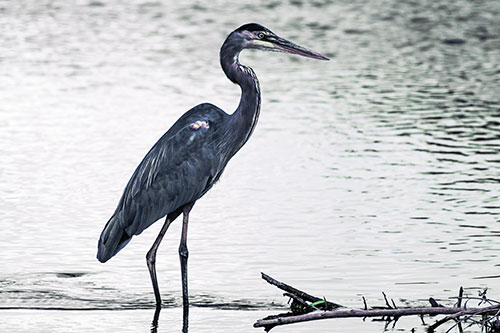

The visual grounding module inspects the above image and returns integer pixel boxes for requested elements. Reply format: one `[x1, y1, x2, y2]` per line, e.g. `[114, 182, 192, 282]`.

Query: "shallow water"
[1, 0, 500, 332]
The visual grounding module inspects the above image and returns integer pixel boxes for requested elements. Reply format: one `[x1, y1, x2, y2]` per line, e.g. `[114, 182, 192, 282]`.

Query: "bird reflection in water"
[151, 307, 161, 333]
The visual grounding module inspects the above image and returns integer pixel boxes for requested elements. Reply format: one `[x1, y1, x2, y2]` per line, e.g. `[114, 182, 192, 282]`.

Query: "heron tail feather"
[97, 213, 131, 263]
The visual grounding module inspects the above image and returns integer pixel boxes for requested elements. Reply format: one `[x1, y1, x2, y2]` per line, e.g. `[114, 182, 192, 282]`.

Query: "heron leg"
[146, 210, 181, 310]
[179, 203, 194, 333]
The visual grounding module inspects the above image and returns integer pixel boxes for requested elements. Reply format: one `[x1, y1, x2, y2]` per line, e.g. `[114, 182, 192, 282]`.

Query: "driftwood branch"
[260, 272, 342, 311]
[255, 305, 500, 330]
[254, 273, 500, 332]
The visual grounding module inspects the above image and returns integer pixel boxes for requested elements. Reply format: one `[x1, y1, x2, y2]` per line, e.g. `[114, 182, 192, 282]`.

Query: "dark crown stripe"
[236, 23, 266, 32]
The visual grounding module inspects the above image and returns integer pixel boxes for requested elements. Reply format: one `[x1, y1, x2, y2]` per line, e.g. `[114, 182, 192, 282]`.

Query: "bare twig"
[382, 292, 393, 309]
[457, 287, 463, 308]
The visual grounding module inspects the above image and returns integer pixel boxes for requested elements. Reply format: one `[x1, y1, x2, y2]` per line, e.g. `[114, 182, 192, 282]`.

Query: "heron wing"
[97, 104, 229, 262]
[116, 104, 227, 236]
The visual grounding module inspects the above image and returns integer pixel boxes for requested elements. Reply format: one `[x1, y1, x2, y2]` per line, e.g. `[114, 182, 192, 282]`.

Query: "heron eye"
[257, 33, 265, 39]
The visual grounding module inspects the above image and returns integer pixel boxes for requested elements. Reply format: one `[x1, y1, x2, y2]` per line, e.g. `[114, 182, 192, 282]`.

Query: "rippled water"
[1, 0, 499, 332]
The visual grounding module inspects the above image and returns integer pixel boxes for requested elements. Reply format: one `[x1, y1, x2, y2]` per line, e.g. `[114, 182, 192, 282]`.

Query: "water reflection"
[150, 307, 189, 333]
[151, 307, 161, 333]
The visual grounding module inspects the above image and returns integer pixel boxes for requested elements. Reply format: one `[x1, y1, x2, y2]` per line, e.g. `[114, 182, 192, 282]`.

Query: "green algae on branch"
[254, 274, 500, 332]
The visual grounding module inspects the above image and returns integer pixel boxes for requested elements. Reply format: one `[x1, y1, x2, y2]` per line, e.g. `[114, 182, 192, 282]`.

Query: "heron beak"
[271, 36, 329, 61]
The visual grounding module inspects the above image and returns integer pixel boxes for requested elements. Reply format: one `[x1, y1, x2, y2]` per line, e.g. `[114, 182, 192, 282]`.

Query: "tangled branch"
[253, 273, 500, 332]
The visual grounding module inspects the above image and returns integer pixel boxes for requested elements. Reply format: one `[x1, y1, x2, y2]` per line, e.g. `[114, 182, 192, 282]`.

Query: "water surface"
[1, 0, 499, 332]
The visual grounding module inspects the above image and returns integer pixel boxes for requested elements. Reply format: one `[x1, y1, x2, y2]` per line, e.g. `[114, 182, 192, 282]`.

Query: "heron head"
[234, 23, 329, 61]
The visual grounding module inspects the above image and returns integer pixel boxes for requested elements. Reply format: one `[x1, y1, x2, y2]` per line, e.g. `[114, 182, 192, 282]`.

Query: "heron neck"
[220, 46, 261, 152]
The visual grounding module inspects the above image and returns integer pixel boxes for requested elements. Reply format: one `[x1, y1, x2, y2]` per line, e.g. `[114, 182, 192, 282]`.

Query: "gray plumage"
[96, 23, 328, 328]
[97, 104, 231, 262]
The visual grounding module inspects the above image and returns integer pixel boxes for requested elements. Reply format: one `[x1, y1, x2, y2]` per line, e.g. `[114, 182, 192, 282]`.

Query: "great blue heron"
[97, 23, 327, 329]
